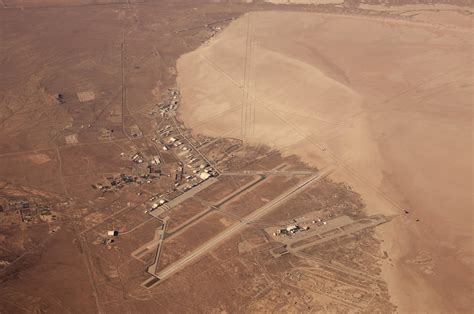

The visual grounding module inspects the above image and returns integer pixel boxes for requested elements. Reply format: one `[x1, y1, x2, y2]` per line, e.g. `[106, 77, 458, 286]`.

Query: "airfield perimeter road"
[171, 116, 222, 175]
[155, 165, 335, 282]
[221, 170, 317, 176]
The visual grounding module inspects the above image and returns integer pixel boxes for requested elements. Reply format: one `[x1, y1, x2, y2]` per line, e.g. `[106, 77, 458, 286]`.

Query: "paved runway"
[156, 165, 334, 281]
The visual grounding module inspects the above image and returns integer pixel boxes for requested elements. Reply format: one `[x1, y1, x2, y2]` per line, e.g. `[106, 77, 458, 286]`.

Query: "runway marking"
[154, 166, 334, 282]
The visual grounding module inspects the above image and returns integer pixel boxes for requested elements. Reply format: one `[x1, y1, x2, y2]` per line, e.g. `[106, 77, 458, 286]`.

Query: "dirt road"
[176, 10, 473, 312]
[157, 165, 334, 281]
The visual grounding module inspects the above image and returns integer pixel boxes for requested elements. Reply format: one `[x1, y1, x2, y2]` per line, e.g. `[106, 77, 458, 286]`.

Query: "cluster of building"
[156, 89, 180, 117]
[145, 133, 218, 212]
[93, 87, 219, 218]
[275, 224, 307, 236]
[100, 229, 120, 245]
[145, 89, 220, 213]
[274, 218, 329, 237]
[147, 89, 180, 118]
[92, 151, 163, 193]
[0, 199, 56, 225]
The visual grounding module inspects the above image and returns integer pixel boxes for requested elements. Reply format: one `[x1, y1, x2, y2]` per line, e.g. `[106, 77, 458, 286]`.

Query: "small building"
[107, 230, 119, 236]
[199, 172, 211, 180]
[286, 225, 300, 233]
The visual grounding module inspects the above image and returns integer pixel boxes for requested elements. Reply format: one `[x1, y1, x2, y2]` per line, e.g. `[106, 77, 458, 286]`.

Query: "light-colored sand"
[262, 0, 344, 4]
[359, 4, 474, 29]
[176, 10, 473, 312]
[242, 0, 344, 3]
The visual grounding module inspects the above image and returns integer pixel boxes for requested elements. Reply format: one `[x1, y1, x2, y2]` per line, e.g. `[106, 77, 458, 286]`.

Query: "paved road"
[165, 175, 264, 238]
[149, 177, 218, 218]
[288, 215, 390, 252]
[156, 165, 335, 281]
[221, 170, 317, 176]
[147, 218, 168, 274]
[171, 116, 221, 175]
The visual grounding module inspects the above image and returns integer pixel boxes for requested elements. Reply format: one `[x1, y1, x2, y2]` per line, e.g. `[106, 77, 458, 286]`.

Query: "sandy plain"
[177, 9, 473, 313]
[1, 0, 472, 312]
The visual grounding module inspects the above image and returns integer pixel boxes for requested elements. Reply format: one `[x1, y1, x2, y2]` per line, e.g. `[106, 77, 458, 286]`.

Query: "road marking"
[155, 165, 334, 282]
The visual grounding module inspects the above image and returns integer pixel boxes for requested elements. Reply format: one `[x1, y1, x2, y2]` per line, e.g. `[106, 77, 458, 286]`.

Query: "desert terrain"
[177, 7, 473, 313]
[0, 0, 472, 313]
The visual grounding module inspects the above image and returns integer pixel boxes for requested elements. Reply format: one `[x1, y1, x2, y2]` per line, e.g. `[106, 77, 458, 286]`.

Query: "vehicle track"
[154, 165, 334, 282]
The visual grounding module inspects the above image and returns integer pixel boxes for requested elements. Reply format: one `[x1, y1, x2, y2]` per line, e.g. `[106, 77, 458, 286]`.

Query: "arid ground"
[1, 0, 472, 313]
[177, 8, 473, 313]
